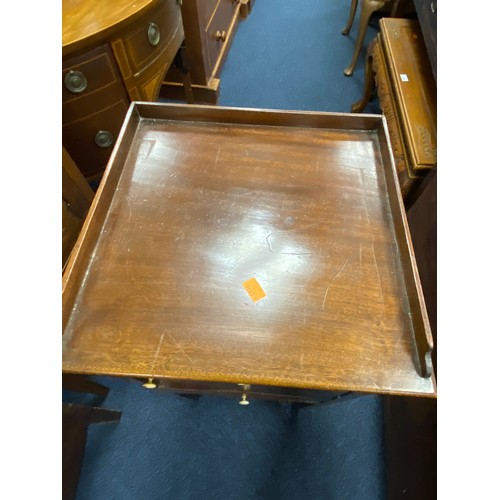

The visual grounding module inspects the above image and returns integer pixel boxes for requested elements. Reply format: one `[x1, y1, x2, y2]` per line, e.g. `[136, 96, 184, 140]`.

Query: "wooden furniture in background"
[342, 0, 414, 76]
[160, 0, 255, 103]
[384, 395, 437, 499]
[384, 170, 437, 499]
[62, 147, 94, 269]
[366, 12, 436, 495]
[413, 0, 437, 79]
[63, 403, 121, 500]
[352, 18, 436, 206]
[62, 103, 436, 404]
[62, 0, 184, 181]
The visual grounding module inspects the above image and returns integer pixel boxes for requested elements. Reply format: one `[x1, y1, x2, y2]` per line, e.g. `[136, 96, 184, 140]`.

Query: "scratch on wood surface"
[395, 331, 404, 349]
[331, 255, 350, 282]
[365, 206, 371, 226]
[144, 139, 156, 161]
[371, 240, 384, 299]
[214, 146, 221, 166]
[127, 261, 150, 303]
[124, 196, 132, 222]
[150, 329, 167, 374]
[322, 256, 350, 310]
[167, 331, 197, 367]
[265, 222, 329, 255]
[371, 238, 388, 324]
[322, 287, 330, 310]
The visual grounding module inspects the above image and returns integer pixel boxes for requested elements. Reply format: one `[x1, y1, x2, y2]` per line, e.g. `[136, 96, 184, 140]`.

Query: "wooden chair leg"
[342, 0, 359, 36]
[351, 39, 377, 112]
[344, 0, 386, 77]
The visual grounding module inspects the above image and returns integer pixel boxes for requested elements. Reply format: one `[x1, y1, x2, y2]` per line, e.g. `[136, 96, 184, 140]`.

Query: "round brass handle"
[239, 393, 250, 405]
[215, 30, 227, 42]
[148, 22, 161, 46]
[94, 130, 114, 148]
[143, 378, 157, 389]
[64, 70, 87, 94]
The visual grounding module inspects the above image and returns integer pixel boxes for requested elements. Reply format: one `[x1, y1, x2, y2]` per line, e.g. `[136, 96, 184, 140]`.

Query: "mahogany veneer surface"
[62, 103, 435, 397]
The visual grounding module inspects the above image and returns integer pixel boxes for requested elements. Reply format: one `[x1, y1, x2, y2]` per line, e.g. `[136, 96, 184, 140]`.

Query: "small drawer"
[62, 99, 129, 179]
[154, 378, 340, 404]
[62, 45, 121, 104]
[118, 0, 182, 76]
[206, 0, 239, 71]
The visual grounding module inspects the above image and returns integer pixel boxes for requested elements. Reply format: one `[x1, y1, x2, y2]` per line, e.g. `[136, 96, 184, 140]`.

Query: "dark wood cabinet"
[161, 0, 255, 103]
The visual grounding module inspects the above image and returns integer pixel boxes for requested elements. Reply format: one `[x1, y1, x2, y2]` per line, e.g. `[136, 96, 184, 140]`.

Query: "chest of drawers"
[62, 0, 184, 181]
[161, 0, 254, 103]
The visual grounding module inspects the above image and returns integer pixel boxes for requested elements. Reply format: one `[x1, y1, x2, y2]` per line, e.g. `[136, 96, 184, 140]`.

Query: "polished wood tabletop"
[62, 104, 435, 397]
[62, 0, 164, 53]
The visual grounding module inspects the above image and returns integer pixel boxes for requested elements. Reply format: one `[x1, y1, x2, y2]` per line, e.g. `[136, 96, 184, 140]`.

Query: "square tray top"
[63, 103, 435, 397]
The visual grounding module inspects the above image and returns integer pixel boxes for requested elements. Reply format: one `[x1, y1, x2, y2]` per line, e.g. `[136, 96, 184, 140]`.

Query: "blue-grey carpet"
[67, 1, 386, 499]
[217, 0, 380, 113]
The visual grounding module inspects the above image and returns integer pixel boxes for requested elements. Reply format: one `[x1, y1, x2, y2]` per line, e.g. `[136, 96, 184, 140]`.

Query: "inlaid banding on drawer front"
[62, 81, 129, 126]
[62, 46, 121, 104]
[117, 0, 182, 75]
[62, 100, 129, 178]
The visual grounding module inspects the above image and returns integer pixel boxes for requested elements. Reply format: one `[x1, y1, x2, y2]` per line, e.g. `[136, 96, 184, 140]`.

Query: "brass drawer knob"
[95, 130, 114, 148]
[216, 30, 227, 42]
[148, 22, 161, 46]
[239, 393, 249, 405]
[64, 70, 87, 94]
[143, 378, 157, 389]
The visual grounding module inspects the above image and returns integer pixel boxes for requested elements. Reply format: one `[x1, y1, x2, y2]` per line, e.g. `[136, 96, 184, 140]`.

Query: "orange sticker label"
[242, 277, 266, 303]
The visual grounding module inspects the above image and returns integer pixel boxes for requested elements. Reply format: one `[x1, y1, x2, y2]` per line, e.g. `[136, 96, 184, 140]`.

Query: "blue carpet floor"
[66, 1, 386, 499]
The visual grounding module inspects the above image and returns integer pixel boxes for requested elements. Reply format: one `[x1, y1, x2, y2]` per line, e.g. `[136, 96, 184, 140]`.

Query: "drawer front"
[62, 45, 123, 104]
[62, 100, 129, 179]
[155, 379, 342, 404]
[62, 80, 129, 127]
[118, 0, 182, 76]
[206, 0, 239, 71]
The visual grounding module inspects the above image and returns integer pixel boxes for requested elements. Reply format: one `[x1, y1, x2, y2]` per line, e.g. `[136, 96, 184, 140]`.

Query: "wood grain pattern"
[63, 0, 164, 56]
[62, 103, 436, 398]
[380, 18, 436, 171]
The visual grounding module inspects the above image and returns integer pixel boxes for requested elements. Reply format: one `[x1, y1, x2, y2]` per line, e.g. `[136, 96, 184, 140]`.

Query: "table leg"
[341, 0, 359, 36]
[351, 39, 376, 112]
[344, 0, 386, 77]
